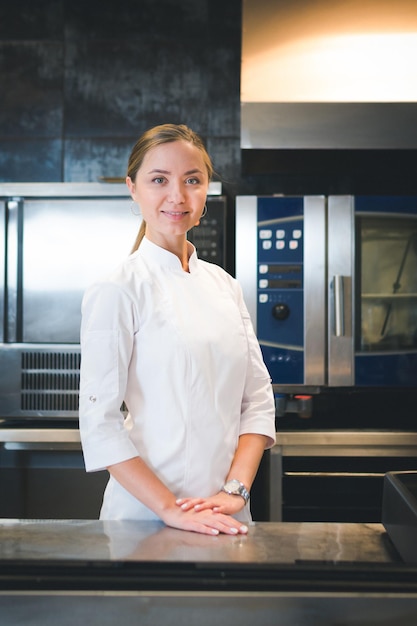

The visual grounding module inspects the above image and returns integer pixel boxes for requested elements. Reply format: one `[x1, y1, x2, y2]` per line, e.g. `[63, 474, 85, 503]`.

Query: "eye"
[152, 176, 165, 184]
[186, 177, 200, 185]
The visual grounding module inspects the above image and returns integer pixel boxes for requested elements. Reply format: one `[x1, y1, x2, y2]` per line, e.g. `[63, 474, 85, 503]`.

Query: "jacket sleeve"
[234, 280, 276, 448]
[79, 281, 140, 472]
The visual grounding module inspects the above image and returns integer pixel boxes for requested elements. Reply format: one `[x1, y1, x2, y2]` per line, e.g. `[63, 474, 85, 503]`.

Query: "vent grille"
[22, 351, 81, 371]
[21, 351, 81, 413]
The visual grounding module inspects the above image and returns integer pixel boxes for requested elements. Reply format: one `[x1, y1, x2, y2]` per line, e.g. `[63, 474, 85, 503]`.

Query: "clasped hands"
[166, 490, 248, 537]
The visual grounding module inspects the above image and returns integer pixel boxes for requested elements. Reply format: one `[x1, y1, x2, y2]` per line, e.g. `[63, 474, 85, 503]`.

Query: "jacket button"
[89, 395, 97, 403]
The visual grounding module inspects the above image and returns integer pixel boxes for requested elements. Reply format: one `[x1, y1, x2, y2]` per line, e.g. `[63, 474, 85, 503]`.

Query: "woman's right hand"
[161, 504, 248, 536]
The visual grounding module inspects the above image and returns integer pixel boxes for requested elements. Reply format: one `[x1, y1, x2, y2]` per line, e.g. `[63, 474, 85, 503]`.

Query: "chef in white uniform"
[79, 124, 276, 536]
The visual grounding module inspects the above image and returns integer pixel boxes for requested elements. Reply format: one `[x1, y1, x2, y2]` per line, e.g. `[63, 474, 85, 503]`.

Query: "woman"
[79, 124, 276, 536]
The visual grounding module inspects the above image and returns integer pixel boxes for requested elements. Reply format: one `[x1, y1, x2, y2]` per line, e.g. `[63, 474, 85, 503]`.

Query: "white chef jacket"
[79, 237, 276, 523]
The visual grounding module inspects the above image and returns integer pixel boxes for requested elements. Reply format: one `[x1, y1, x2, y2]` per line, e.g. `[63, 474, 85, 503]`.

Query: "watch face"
[223, 479, 249, 503]
[225, 479, 240, 493]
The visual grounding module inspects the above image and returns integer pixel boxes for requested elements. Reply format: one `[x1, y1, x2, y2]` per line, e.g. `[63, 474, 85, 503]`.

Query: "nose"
[167, 181, 185, 204]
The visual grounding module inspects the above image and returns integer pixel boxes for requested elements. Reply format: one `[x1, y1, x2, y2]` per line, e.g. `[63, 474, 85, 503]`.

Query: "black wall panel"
[0, 0, 241, 191]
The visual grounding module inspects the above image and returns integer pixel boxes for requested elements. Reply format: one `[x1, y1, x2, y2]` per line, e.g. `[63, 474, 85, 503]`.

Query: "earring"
[200, 204, 207, 219]
[130, 201, 141, 216]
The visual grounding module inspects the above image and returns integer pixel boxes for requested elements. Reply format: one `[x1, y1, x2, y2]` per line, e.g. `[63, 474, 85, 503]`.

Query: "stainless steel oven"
[236, 195, 417, 521]
[236, 194, 417, 391]
[0, 182, 226, 422]
[0, 183, 135, 420]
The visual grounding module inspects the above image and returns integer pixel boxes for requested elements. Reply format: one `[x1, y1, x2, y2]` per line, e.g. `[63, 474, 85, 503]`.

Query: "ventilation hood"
[241, 0, 417, 150]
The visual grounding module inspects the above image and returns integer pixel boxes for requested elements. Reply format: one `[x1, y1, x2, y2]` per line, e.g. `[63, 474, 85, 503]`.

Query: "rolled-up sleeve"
[236, 284, 276, 449]
[79, 282, 140, 471]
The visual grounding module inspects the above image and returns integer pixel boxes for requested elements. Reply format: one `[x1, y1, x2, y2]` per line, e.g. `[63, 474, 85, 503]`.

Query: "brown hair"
[127, 124, 213, 252]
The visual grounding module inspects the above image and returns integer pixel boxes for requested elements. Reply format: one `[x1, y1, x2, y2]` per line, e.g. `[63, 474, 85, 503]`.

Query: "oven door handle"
[333, 274, 345, 337]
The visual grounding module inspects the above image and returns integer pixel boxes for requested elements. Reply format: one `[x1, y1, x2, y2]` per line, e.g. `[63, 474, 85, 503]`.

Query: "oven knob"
[272, 303, 290, 320]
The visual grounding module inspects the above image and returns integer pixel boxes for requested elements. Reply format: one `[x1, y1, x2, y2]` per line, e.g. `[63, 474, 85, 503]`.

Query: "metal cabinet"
[270, 431, 417, 522]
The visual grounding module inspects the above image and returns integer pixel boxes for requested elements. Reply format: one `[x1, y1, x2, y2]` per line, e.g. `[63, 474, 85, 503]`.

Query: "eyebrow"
[146, 168, 204, 175]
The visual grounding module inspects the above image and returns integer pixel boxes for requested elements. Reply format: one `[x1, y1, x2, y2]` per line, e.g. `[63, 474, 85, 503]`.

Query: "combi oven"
[236, 195, 417, 391]
[0, 182, 226, 422]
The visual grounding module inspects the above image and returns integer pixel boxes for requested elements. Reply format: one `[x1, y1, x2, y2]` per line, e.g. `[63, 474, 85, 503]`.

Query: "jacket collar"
[137, 236, 198, 273]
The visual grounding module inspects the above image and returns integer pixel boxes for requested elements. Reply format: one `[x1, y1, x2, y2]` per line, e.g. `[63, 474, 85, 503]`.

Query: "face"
[126, 140, 209, 249]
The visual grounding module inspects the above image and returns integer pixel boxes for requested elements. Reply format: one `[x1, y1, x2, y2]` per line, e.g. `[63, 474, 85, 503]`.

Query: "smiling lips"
[163, 210, 189, 218]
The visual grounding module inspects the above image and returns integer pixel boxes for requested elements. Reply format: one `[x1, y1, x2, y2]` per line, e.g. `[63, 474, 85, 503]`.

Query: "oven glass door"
[355, 212, 417, 386]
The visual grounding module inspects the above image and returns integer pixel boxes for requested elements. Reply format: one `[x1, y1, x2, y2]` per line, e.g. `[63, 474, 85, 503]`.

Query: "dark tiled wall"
[0, 0, 241, 186]
[2, 0, 416, 196]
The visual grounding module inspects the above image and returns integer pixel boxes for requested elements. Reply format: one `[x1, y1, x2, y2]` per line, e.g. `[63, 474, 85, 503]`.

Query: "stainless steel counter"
[1, 520, 417, 626]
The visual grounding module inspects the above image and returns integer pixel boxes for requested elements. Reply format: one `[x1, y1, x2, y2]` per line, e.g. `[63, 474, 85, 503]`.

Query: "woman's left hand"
[176, 491, 245, 516]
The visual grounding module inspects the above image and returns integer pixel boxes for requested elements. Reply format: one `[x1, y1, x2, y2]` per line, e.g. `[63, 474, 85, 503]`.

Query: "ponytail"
[131, 219, 146, 253]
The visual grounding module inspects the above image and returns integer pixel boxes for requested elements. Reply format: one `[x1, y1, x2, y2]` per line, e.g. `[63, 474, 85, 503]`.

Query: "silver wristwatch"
[222, 479, 250, 504]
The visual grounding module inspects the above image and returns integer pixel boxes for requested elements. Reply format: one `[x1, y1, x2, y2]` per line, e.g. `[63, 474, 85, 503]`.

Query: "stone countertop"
[2, 519, 417, 626]
[0, 519, 399, 564]
[0, 519, 417, 626]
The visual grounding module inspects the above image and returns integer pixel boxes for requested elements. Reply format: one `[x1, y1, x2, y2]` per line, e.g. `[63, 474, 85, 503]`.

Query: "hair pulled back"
[128, 124, 213, 252]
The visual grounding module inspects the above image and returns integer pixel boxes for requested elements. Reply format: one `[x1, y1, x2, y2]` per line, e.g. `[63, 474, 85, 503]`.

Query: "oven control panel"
[256, 197, 304, 384]
[188, 196, 227, 268]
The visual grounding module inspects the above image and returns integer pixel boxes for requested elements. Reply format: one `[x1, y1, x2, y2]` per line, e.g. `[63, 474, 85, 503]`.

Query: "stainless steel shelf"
[0, 429, 80, 444]
[275, 430, 417, 457]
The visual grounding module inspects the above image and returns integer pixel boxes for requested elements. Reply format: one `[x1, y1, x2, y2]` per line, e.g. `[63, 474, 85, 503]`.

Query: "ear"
[126, 176, 136, 199]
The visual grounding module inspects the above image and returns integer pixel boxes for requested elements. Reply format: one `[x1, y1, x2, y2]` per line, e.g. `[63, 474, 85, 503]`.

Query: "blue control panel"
[256, 197, 305, 384]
